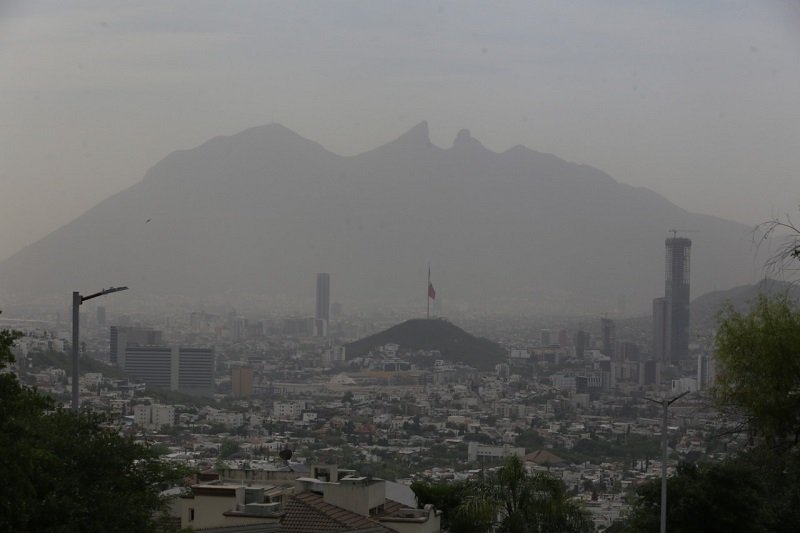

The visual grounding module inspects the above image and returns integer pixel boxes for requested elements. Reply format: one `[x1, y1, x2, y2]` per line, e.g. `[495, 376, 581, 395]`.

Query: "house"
[180, 465, 441, 532]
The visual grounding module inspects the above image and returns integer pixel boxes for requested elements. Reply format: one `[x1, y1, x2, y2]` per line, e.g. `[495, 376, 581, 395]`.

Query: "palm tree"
[450, 456, 593, 533]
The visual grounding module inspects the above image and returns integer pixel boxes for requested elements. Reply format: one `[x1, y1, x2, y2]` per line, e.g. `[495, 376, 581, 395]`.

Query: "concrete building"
[283, 316, 315, 337]
[207, 410, 244, 429]
[697, 352, 717, 390]
[109, 326, 163, 365]
[467, 441, 525, 463]
[133, 403, 176, 430]
[540, 329, 552, 347]
[652, 297, 668, 362]
[671, 377, 698, 394]
[315, 272, 330, 337]
[231, 366, 254, 397]
[601, 317, 616, 360]
[665, 237, 692, 362]
[273, 400, 305, 420]
[574, 330, 588, 358]
[180, 483, 284, 531]
[119, 342, 214, 395]
[180, 467, 440, 533]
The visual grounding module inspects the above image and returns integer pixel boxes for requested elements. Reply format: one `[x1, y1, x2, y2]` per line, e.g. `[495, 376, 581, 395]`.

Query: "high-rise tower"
[652, 297, 668, 362]
[315, 273, 330, 337]
[665, 237, 691, 361]
[601, 317, 616, 360]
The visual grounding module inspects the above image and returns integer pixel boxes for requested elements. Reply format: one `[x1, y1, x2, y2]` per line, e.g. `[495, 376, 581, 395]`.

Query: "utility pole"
[645, 390, 689, 533]
[71, 286, 128, 411]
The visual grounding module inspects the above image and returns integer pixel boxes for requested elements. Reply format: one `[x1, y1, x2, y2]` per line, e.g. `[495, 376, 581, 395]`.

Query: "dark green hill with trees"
[345, 318, 506, 370]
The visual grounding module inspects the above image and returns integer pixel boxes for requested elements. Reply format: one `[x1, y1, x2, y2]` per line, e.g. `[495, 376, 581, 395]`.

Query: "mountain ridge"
[0, 122, 760, 313]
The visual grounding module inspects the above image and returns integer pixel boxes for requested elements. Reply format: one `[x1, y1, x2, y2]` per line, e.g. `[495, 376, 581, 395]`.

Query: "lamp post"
[645, 390, 690, 533]
[72, 286, 128, 411]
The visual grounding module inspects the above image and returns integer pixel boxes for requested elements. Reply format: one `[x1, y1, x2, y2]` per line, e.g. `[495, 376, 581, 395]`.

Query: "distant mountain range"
[345, 318, 506, 370]
[691, 278, 799, 331]
[0, 122, 762, 313]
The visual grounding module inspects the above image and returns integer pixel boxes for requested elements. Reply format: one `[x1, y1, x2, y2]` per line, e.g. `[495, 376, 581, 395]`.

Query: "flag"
[428, 281, 436, 300]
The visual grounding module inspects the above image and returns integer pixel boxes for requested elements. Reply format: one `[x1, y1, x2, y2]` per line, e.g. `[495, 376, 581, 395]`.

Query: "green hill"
[345, 318, 506, 370]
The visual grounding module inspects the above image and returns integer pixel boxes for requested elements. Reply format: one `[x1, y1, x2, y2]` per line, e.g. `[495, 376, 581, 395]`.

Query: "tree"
[756, 211, 800, 281]
[0, 329, 187, 532]
[410, 480, 471, 531]
[710, 295, 800, 531]
[623, 461, 767, 533]
[218, 438, 241, 459]
[713, 295, 800, 446]
[414, 456, 593, 533]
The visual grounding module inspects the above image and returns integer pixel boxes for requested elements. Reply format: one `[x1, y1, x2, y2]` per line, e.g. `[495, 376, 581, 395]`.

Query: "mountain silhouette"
[345, 318, 506, 370]
[691, 278, 799, 331]
[0, 122, 760, 313]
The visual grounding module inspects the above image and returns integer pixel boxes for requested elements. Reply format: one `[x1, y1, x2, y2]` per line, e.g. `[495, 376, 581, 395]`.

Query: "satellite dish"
[279, 448, 293, 461]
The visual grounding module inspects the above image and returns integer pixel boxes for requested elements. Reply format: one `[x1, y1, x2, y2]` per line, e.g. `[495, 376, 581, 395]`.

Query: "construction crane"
[668, 228, 699, 239]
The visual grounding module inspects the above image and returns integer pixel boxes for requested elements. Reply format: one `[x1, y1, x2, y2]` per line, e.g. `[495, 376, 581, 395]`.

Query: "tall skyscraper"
[652, 297, 668, 362]
[601, 317, 616, 360]
[540, 329, 552, 347]
[315, 273, 330, 337]
[96, 306, 106, 327]
[697, 352, 716, 390]
[574, 330, 588, 358]
[665, 237, 691, 362]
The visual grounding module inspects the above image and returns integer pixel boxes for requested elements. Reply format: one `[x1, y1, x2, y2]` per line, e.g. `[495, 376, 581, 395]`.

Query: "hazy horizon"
[1, 1, 799, 264]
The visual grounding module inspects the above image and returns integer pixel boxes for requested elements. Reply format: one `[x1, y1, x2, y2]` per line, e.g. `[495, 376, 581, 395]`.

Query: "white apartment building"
[207, 410, 245, 429]
[272, 400, 305, 420]
[133, 403, 176, 430]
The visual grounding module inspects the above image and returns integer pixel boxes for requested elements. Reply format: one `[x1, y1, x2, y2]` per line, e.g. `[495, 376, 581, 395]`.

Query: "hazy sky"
[1, 1, 799, 262]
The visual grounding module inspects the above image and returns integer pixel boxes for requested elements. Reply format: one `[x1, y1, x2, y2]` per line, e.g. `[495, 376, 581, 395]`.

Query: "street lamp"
[645, 390, 690, 533]
[72, 286, 128, 411]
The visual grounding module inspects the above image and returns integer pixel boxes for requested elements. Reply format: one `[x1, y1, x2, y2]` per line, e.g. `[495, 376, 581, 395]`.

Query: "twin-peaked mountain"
[0, 122, 759, 312]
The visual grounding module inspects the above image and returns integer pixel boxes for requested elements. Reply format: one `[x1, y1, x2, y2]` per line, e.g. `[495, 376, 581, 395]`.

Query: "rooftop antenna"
[667, 229, 699, 239]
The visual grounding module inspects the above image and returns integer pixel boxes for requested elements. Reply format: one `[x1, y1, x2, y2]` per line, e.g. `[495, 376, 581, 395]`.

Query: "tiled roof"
[524, 449, 565, 465]
[195, 524, 280, 533]
[279, 492, 395, 533]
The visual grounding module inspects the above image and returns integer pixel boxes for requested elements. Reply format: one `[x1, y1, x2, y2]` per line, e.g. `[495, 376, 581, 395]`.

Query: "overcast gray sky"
[1, 0, 798, 262]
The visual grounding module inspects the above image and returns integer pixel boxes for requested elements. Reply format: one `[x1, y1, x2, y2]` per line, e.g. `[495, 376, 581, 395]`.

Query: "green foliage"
[411, 480, 471, 531]
[515, 429, 544, 451]
[143, 386, 214, 408]
[218, 438, 241, 459]
[620, 295, 800, 532]
[735, 445, 800, 532]
[713, 295, 800, 445]
[623, 461, 767, 533]
[414, 456, 593, 533]
[463, 432, 495, 444]
[0, 330, 187, 532]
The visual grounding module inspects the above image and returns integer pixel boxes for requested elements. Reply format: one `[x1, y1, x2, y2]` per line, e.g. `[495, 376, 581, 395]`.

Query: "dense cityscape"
[3, 235, 781, 531]
[2, 2, 799, 532]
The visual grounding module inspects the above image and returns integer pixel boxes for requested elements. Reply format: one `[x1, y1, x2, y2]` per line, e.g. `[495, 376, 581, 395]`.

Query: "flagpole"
[427, 264, 430, 320]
